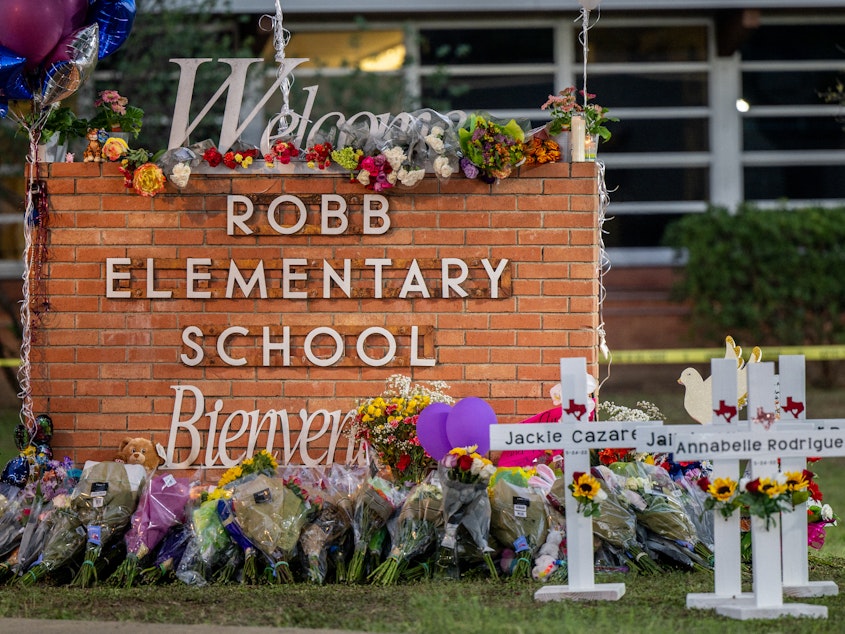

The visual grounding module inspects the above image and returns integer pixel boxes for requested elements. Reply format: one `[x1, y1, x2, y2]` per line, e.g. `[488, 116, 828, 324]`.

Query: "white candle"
[571, 115, 586, 162]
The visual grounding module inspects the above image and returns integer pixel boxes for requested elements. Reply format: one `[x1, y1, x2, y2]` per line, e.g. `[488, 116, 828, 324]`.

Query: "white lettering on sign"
[178, 324, 435, 368]
[158, 385, 365, 469]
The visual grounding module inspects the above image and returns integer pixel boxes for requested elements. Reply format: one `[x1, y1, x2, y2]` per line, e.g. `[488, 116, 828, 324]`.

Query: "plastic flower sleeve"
[139, 523, 192, 584]
[217, 496, 265, 585]
[369, 479, 444, 585]
[229, 473, 311, 584]
[413, 108, 460, 182]
[488, 469, 550, 579]
[298, 467, 353, 585]
[347, 475, 403, 583]
[108, 472, 193, 587]
[176, 497, 240, 586]
[69, 461, 144, 587]
[17, 506, 85, 585]
[0, 484, 24, 559]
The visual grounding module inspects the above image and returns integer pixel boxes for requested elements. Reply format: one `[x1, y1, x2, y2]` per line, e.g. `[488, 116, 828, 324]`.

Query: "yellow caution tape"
[604, 346, 845, 364]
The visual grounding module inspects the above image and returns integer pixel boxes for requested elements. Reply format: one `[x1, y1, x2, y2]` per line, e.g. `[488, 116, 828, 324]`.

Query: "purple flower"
[460, 157, 479, 179]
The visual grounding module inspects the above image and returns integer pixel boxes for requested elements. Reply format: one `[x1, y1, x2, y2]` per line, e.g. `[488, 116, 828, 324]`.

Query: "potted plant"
[35, 105, 89, 161]
[541, 86, 580, 136]
[88, 90, 144, 139]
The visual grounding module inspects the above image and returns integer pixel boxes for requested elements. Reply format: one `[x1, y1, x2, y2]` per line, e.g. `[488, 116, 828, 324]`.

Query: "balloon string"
[577, 8, 600, 106]
[596, 159, 613, 397]
[260, 1, 295, 131]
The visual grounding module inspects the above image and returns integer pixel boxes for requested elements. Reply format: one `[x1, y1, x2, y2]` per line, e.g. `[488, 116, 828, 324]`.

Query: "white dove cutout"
[678, 337, 762, 424]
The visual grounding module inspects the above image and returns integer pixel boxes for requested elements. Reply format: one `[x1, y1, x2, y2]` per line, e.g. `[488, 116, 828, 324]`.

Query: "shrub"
[664, 204, 845, 351]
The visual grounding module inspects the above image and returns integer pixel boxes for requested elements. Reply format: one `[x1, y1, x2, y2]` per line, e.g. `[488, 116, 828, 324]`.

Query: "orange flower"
[132, 162, 166, 197]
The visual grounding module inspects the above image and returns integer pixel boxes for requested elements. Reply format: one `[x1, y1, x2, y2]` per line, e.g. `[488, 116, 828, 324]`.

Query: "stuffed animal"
[115, 436, 161, 473]
[83, 128, 103, 163]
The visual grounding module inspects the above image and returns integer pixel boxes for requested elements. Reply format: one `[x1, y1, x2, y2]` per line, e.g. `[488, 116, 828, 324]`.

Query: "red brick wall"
[31, 161, 599, 469]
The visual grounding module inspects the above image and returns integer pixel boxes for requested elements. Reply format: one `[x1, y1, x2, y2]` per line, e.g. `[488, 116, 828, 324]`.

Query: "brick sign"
[31, 161, 599, 470]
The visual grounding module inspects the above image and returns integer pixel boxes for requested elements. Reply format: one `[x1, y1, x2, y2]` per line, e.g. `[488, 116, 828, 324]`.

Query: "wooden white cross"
[490, 357, 661, 602]
[669, 360, 845, 620]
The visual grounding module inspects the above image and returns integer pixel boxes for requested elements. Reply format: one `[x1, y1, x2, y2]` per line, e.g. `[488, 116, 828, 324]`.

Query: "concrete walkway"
[0, 619, 377, 634]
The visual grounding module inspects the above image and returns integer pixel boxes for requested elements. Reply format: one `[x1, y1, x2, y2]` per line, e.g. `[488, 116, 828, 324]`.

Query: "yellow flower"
[102, 137, 129, 162]
[573, 473, 602, 500]
[241, 156, 253, 168]
[783, 470, 809, 491]
[757, 477, 788, 498]
[708, 477, 737, 501]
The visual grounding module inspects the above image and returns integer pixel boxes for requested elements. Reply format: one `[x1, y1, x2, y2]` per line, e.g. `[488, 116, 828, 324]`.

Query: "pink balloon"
[445, 397, 497, 456]
[416, 402, 452, 461]
[0, 0, 67, 69]
[62, 0, 91, 35]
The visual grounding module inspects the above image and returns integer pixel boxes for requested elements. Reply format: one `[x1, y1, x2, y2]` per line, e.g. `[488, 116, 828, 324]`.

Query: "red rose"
[696, 476, 711, 492]
[203, 147, 223, 167]
[808, 480, 822, 501]
[457, 454, 474, 472]
[745, 478, 761, 494]
[396, 453, 411, 472]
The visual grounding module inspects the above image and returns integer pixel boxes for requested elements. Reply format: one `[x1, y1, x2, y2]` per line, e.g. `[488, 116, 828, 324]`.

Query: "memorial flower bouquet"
[610, 461, 713, 568]
[697, 476, 742, 520]
[458, 112, 526, 182]
[590, 466, 662, 574]
[347, 474, 404, 583]
[299, 466, 357, 585]
[737, 474, 793, 530]
[353, 374, 453, 484]
[569, 470, 607, 517]
[139, 523, 192, 584]
[176, 496, 242, 585]
[435, 446, 498, 579]
[489, 467, 551, 580]
[264, 139, 300, 167]
[807, 499, 838, 550]
[419, 110, 459, 181]
[229, 473, 312, 584]
[369, 479, 443, 586]
[107, 473, 193, 587]
[216, 496, 264, 584]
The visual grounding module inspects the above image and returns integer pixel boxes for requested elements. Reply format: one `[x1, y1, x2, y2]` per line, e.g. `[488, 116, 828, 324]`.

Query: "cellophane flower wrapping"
[607, 461, 712, 570]
[70, 461, 144, 587]
[0, 484, 24, 561]
[377, 116, 427, 189]
[369, 479, 444, 585]
[323, 464, 366, 582]
[348, 474, 404, 583]
[436, 456, 497, 580]
[20, 461, 140, 586]
[488, 468, 550, 580]
[298, 466, 356, 585]
[176, 497, 241, 586]
[216, 496, 264, 584]
[587, 466, 661, 574]
[229, 473, 311, 583]
[139, 523, 192, 584]
[3, 458, 80, 580]
[108, 472, 193, 587]
[415, 108, 460, 182]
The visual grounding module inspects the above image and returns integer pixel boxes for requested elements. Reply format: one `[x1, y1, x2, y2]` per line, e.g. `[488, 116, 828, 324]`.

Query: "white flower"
[386, 170, 398, 185]
[821, 504, 834, 522]
[357, 170, 370, 186]
[170, 162, 191, 188]
[433, 155, 454, 179]
[382, 146, 406, 171]
[625, 477, 639, 491]
[425, 134, 445, 154]
[431, 125, 444, 137]
[398, 167, 425, 187]
[480, 463, 497, 480]
[470, 457, 484, 476]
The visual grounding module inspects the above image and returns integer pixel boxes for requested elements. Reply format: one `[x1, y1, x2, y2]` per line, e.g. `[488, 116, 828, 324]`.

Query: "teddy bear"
[115, 436, 161, 473]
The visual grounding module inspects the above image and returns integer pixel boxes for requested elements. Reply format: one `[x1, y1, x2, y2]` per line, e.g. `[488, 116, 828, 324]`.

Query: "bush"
[664, 204, 845, 351]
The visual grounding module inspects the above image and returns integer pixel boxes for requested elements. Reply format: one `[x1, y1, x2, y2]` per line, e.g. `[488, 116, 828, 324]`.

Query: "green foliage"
[664, 204, 845, 349]
[42, 107, 90, 144]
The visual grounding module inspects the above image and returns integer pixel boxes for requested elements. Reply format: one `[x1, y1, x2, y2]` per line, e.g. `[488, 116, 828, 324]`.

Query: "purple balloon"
[446, 397, 497, 455]
[63, 0, 90, 35]
[0, 0, 67, 70]
[416, 402, 452, 460]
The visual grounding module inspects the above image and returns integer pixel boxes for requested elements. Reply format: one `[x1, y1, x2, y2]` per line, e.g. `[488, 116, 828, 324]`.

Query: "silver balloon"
[41, 23, 99, 106]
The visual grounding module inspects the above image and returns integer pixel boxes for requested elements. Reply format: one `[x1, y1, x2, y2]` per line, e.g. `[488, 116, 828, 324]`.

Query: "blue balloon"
[0, 98, 7, 118]
[0, 45, 32, 101]
[89, 0, 136, 59]
[1, 456, 30, 487]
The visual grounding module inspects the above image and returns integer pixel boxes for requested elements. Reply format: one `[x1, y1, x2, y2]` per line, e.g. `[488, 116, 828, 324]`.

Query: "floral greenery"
[569, 471, 606, 517]
[41, 107, 89, 145]
[737, 475, 793, 530]
[582, 92, 619, 141]
[353, 375, 453, 483]
[88, 90, 144, 139]
[458, 113, 525, 181]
